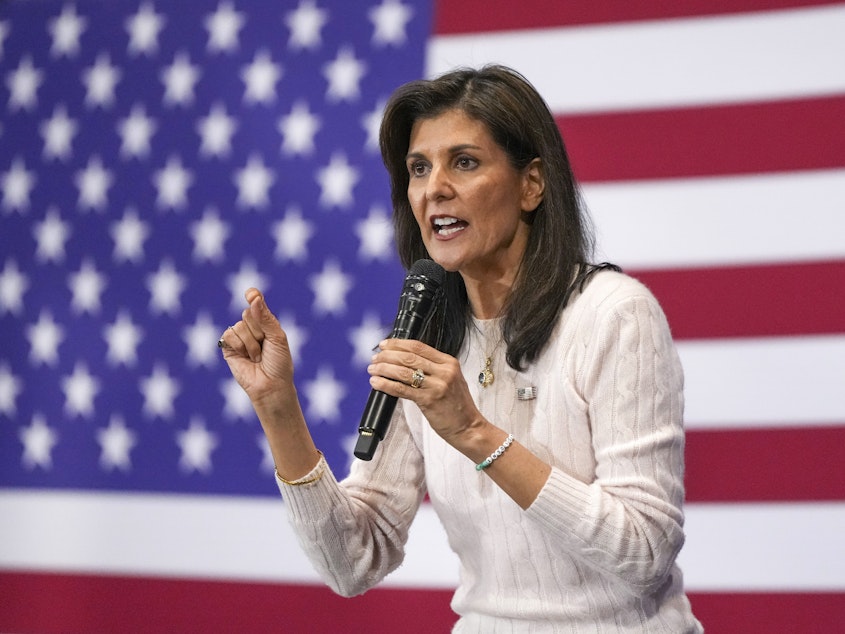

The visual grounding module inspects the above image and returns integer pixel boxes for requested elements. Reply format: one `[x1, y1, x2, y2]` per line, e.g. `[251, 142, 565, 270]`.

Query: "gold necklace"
[478, 356, 494, 388]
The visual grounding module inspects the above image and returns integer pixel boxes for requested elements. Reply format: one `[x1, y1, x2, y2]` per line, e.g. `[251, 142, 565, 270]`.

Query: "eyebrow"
[405, 143, 483, 161]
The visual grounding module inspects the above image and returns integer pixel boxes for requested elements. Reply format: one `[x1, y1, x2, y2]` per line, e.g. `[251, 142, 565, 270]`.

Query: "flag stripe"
[1, 571, 844, 634]
[678, 334, 845, 428]
[686, 426, 845, 502]
[3, 492, 844, 590]
[428, 5, 845, 112]
[558, 96, 845, 183]
[0, 571, 458, 634]
[583, 169, 845, 270]
[631, 260, 845, 340]
[433, 0, 841, 33]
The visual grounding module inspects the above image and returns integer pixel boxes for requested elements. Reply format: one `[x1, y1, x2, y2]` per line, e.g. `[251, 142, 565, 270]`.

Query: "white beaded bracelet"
[475, 433, 514, 471]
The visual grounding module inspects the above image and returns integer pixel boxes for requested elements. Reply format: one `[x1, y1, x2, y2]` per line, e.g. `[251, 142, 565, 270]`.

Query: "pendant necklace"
[478, 356, 495, 388]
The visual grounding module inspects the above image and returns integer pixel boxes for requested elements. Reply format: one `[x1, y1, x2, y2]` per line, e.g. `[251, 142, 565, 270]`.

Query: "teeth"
[433, 217, 459, 226]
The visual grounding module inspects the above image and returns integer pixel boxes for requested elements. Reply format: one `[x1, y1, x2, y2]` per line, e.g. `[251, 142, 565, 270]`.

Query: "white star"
[33, 207, 71, 264]
[369, 0, 413, 47]
[183, 311, 221, 368]
[75, 155, 113, 211]
[278, 312, 308, 365]
[118, 104, 157, 159]
[146, 259, 186, 316]
[27, 310, 65, 366]
[0, 362, 23, 416]
[161, 51, 201, 107]
[197, 102, 238, 158]
[0, 259, 29, 315]
[49, 3, 88, 57]
[20, 414, 59, 470]
[316, 152, 360, 209]
[189, 207, 230, 262]
[125, 1, 165, 56]
[111, 207, 150, 263]
[257, 434, 274, 473]
[6, 55, 43, 111]
[68, 258, 106, 315]
[323, 46, 366, 102]
[272, 206, 314, 262]
[40, 104, 78, 161]
[153, 155, 193, 210]
[234, 154, 275, 209]
[356, 204, 394, 261]
[82, 52, 121, 108]
[1, 158, 36, 214]
[278, 100, 321, 156]
[205, 1, 245, 53]
[62, 362, 100, 418]
[285, 0, 328, 50]
[103, 310, 143, 366]
[302, 366, 346, 423]
[220, 377, 254, 420]
[241, 50, 281, 104]
[139, 363, 180, 419]
[309, 259, 353, 316]
[349, 312, 389, 366]
[0, 21, 9, 61]
[226, 260, 269, 312]
[177, 417, 218, 473]
[97, 415, 137, 472]
[362, 98, 385, 152]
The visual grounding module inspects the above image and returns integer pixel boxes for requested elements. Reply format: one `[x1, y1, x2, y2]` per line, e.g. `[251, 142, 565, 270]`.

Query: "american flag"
[1, 1, 843, 632]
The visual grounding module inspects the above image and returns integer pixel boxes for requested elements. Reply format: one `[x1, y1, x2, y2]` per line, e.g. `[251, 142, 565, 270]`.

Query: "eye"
[408, 160, 430, 178]
[455, 155, 478, 170]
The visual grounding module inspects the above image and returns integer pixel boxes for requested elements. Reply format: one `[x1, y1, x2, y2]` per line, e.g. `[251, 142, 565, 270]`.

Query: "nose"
[425, 162, 453, 201]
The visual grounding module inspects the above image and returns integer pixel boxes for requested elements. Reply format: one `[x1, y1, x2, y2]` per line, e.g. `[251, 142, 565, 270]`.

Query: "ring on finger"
[217, 326, 234, 349]
[410, 368, 425, 389]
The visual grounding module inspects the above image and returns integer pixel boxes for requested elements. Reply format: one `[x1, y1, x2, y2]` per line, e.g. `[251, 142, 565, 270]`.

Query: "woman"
[220, 65, 702, 632]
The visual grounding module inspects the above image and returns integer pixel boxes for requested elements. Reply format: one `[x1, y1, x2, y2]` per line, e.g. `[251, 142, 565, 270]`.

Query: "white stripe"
[584, 168, 845, 269]
[1, 491, 843, 591]
[679, 334, 845, 429]
[427, 5, 845, 113]
[679, 502, 845, 591]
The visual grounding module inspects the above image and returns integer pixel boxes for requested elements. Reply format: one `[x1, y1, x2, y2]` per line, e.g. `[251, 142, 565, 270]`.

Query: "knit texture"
[278, 270, 703, 632]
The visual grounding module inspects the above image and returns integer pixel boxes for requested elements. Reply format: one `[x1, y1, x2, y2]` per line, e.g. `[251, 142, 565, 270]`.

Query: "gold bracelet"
[275, 451, 324, 486]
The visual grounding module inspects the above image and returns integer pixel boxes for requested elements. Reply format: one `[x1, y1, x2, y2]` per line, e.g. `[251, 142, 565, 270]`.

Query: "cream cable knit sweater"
[277, 270, 703, 632]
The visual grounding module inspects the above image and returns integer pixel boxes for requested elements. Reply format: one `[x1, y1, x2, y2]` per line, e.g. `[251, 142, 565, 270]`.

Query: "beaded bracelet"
[475, 434, 514, 471]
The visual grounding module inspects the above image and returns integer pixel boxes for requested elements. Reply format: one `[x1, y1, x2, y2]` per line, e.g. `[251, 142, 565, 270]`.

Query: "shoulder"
[574, 268, 662, 314]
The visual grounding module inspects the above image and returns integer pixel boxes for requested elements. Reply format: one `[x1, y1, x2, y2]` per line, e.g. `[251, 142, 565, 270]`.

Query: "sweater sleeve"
[525, 277, 687, 597]
[276, 406, 426, 597]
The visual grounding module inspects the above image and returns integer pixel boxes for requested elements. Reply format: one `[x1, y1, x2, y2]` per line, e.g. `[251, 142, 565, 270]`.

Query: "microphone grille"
[409, 259, 445, 285]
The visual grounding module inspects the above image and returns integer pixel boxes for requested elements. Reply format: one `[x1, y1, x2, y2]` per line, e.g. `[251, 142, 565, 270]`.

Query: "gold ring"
[410, 368, 425, 389]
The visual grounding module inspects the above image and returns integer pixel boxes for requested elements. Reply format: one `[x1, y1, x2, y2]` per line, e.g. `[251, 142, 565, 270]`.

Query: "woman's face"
[405, 109, 543, 280]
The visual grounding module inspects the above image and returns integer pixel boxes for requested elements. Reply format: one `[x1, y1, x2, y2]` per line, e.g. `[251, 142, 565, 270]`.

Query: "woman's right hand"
[219, 288, 295, 409]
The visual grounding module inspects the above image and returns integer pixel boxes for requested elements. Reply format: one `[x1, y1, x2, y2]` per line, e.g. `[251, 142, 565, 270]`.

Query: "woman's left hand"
[367, 338, 485, 444]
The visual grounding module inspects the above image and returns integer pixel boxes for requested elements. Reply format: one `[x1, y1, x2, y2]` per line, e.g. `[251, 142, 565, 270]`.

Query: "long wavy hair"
[380, 65, 612, 371]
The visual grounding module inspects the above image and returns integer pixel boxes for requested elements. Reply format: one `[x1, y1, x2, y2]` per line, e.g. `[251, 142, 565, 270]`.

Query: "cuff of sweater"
[526, 466, 594, 538]
[275, 453, 340, 522]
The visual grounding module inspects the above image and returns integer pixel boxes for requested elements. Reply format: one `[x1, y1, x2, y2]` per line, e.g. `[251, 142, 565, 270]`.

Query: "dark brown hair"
[380, 65, 608, 370]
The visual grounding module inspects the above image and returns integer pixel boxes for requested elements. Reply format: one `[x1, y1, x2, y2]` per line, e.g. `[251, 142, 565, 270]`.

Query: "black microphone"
[354, 259, 446, 461]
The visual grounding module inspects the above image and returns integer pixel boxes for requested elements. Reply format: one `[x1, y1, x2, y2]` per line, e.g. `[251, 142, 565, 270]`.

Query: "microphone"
[354, 259, 446, 461]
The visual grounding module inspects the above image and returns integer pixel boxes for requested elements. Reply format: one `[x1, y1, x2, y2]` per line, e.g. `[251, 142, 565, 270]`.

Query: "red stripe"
[686, 426, 845, 502]
[433, 0, 841, 34]
[557, 96, 845, 182]
[2, 571, 844, 633]
[0, 571, 456, 633]
[689, 591, 845, 633]
[631, 260, 845, 340]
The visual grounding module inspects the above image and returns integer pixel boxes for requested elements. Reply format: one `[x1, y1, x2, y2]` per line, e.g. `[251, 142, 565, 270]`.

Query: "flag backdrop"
[1, 0, 843, 631]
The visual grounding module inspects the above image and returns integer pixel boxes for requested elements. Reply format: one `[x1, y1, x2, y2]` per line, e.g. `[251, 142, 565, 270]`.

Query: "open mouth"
[433, 216, 467, 236]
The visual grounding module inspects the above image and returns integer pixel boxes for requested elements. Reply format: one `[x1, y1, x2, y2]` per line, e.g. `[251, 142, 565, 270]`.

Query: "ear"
[520, 158, 545, 212]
